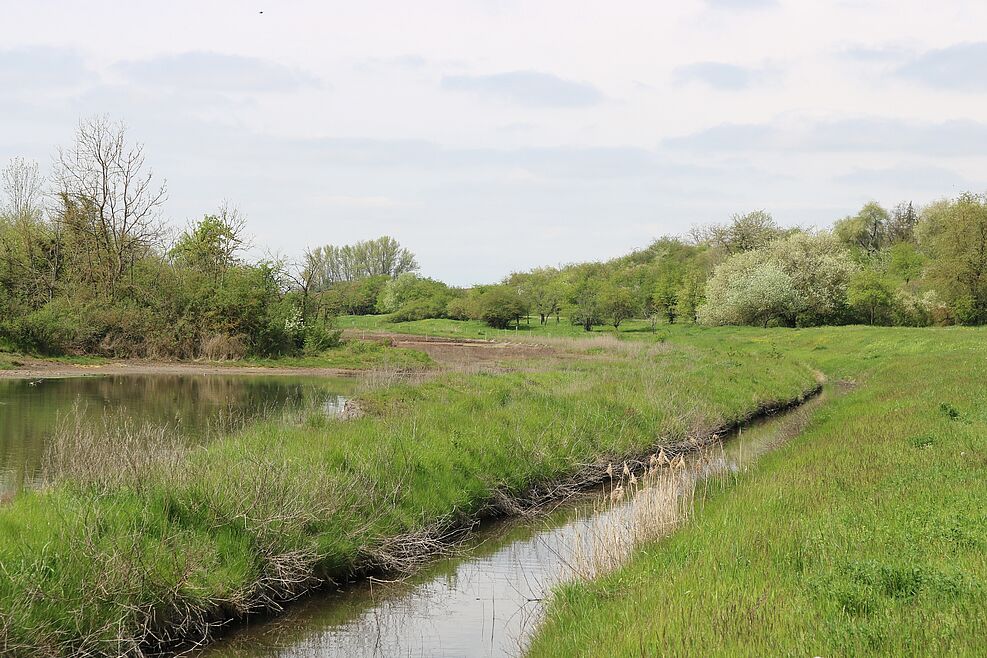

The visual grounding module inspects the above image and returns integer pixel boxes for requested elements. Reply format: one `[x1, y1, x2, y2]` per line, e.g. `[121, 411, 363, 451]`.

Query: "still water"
[0, 374, 354, 495]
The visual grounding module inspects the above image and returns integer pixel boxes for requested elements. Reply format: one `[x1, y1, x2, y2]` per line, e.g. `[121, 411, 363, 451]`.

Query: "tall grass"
[0, 334, 818, 656]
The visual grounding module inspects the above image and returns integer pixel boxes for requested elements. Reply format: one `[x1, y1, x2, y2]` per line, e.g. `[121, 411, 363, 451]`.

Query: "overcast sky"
[2, 0, 987, 285]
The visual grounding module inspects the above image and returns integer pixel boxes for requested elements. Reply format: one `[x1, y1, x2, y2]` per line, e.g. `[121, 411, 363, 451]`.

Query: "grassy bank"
[241, 338, 433, 371]
[0, 339, 431, 376]
[528, 326, 987, 657]
[0, 332, 817, 655]
[340, 314, 655, 339]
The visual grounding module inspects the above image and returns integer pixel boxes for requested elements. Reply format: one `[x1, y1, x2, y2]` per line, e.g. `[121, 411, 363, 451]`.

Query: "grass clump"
[242, 339, 433, 370]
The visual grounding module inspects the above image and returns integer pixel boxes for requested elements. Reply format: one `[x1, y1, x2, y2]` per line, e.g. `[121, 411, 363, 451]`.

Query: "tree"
[305, 236, 418, 290]
[917, 193, 987, 324]
[675, 267, 706, 323]
[566, 265, 606, 331]
[1, 158, 44, 220]
[0, 159, 61, 306]
[170, 203, 248, 279]
[376, 273, 453, 321]
[693, 210, 782, 255]
[600, 283, 636, 330]
[54, 116, 167, 297]
[887, 242, 924, 284]
[834, 202, 889, 255]
[699, 251, 799, 327]
[652, 272, 680, 323]
[888, 201, 918, 244]
[478, 286, 525, 329]
[765, 231, 857, 325]
[848, 269, 894, 324]
[525, 268, 563, 325]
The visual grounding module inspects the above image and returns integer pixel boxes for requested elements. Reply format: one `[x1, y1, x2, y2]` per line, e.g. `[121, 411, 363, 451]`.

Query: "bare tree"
[54, 116, 167, 296]
[0, 158, 61, 305]
[1, 157, 44, 220]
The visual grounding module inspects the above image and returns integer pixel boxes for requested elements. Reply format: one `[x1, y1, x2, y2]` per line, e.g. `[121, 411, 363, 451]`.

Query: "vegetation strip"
[0, 337, 817, 656]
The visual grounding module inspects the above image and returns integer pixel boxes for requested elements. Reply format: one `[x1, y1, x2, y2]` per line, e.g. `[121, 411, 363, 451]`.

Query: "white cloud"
[115, 52, 321, 92]
[2, 0, 987, 283]
[440, 71, 604, 108]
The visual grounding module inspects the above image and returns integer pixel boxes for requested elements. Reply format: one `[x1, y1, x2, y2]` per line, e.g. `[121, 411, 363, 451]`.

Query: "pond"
[0, 374, 355, 496]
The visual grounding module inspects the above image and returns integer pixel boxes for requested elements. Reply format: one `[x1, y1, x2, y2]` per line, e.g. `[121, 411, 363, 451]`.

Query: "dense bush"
[479, 286, 525, 329]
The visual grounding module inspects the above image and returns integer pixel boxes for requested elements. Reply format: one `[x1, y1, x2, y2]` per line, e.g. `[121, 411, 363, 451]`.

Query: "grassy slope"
[0, 331, 817, 655]
[340, 314, 655, 339]
[241, 339, 433, 370]
[528, 326, 987, 657]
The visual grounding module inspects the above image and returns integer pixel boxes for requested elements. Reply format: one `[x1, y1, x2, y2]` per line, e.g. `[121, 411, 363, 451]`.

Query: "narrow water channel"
[196, 393, 823, 658]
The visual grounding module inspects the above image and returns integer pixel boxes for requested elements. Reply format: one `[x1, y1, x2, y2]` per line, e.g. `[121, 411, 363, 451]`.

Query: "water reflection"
[0, 374, 354, 495]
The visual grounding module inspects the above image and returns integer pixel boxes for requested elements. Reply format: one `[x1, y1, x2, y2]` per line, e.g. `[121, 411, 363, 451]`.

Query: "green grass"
[527, 325, 987, 657]
[339, 314, 655, 339]
[0, 329, 818, 655]
[242, 339, 434, 370]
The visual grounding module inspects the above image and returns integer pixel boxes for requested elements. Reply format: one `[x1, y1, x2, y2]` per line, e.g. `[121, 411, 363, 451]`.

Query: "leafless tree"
[1, 157, 44, 220]
[0, 158, 61, 305]
[54, 116, 167, 296]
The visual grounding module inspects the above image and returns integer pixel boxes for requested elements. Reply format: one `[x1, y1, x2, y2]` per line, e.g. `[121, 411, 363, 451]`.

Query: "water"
[0, 374, 354, 495]
[197, 395, 822, 658]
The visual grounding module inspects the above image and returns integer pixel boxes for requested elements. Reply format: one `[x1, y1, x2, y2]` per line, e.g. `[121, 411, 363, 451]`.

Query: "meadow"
[0, 323, 818, 655]
[528, 325, 987, 656]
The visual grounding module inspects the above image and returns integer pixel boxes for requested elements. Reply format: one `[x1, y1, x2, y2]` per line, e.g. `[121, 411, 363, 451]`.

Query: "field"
[0, 323, 818, 656]
[528, 325, 987, 656]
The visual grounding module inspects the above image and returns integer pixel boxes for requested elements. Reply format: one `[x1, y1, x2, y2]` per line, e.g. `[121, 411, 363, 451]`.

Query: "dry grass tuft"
[42, 402, 187, 492]
[570, 454, 698, 580]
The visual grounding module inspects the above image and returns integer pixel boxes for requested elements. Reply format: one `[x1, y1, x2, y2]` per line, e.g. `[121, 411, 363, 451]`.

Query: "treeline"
[317, 198, 986, 331]
[4, 118, 987, 360]
[0, 119, 417, 358]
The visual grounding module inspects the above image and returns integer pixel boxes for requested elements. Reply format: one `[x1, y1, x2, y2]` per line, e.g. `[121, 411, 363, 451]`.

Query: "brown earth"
[345, 330, 556, 368]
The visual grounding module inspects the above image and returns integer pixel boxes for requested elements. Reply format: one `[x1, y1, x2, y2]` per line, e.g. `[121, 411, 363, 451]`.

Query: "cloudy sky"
[2, 0, 986, 284]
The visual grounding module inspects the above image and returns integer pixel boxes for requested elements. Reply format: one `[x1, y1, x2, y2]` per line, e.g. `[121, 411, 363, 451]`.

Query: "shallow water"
[196, 396, 821, 658]
[0, 374, 354, 495]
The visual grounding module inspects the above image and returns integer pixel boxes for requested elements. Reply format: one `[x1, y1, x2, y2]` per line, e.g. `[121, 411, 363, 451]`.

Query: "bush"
[390, 297, 449, 323]
[1, 302, 90, 355]
[303, 321, 343, 354]
[479, 287, 524, 329]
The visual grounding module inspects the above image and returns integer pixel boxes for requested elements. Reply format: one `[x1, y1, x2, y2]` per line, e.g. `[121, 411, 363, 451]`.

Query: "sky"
[2, 0, 987, 285]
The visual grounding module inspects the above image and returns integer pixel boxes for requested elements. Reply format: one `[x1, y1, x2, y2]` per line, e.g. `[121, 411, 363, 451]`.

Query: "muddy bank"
[0, 357, 362, 380]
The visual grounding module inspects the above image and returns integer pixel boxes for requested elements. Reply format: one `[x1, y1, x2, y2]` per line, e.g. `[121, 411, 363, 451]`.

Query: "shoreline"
[0, 358, 363, 380]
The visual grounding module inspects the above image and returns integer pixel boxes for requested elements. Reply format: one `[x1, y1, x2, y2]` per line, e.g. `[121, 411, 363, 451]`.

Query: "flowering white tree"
[699, 231, 856, 327]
